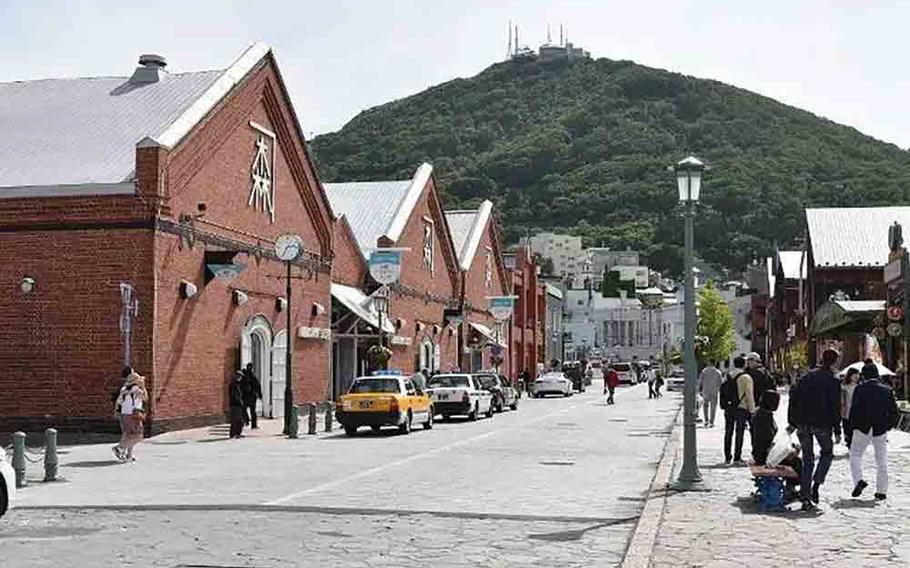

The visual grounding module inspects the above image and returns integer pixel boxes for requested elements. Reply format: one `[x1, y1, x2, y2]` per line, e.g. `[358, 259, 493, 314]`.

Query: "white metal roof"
[331, 283, 396, 333]
[807, 207, 910, 268]
[834, 300, 885, 313]
[445, 200, 493, 271]
[778, 250, 807, 280]
[324, 163, 433, 255]
[0, 42, 270, 195]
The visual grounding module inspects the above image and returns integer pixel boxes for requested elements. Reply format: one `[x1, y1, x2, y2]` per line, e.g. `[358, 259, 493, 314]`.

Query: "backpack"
[719, 377, 741, 412]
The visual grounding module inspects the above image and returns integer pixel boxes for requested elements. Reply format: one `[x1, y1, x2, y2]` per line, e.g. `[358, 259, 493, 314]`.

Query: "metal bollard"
[287, 404, 299, 439]
[324, 404, 333, 433]
[307, 403, 318, 435]
[12, 431, 26, 489]
[44, 428, 58, 482]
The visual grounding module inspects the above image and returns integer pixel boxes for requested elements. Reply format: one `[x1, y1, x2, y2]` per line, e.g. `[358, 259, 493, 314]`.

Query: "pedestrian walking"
[746, 352, 774, 408]
[240, 363, 263, 430]
[788, 348, 841, 511]
[229, 371, 245, 439]
[604, 364, 620, 405]
[720, 356, 754, 464]
[699, 361, 724, 427]
[112, 369, 147, 462]
[645, 364, 657, 399]
[840, 367, 860, 448]
[849, 362, 900, 500]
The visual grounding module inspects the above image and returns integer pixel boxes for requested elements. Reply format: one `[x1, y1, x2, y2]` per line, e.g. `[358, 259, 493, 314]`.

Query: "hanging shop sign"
[888, 305, 904, 321]
[488, 296, 518, 321]
[369, 249, 406, 285]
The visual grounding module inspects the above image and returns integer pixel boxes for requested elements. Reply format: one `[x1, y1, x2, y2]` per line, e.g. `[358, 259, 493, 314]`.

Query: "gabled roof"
[445, 200, 493, 271]
[0, 42, 271, 197]
[323, 163, 433, 254]
[777, 250, 807, 280]
[807, 207, 910, 268]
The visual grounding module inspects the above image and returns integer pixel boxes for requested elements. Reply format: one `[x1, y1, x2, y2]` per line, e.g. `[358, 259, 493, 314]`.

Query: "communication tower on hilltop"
[505, 21, 591, 62]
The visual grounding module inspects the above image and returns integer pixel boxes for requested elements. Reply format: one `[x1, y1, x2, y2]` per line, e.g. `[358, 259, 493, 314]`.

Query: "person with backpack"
[746, 352, 774, 408]
[721, 356, 755, 464]
[240, 363, 263, 430]
[788, 348, 841, 511]
[849, 362, 900, 500]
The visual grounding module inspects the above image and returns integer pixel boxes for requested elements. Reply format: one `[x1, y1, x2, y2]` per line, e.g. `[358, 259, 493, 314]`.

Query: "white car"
[612, 363, 636, 385]
[532, 372, 573, 397]
[1, 446, 15, 518]
[666, 369, 686, 392]
[426, 374, 494, 421]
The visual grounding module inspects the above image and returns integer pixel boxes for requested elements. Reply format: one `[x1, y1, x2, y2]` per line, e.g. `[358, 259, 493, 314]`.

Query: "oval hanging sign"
[887, 322, 903, 337]
[887, 305, 903, 321]
[488, 296, 517, 321]
[369, 250, 404, 285]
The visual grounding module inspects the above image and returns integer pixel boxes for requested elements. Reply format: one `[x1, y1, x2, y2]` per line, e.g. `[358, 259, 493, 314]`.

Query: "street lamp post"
[674, 156, 704, 488]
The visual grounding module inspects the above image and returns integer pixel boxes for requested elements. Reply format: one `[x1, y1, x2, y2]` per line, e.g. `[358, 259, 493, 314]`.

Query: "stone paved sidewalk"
[651, 393, 910, 567]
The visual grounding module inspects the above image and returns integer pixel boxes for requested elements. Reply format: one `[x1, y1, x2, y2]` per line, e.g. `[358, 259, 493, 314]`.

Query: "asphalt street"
[2, 381, 681, 567]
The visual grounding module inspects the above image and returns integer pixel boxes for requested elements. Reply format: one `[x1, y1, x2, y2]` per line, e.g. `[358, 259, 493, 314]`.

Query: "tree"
[695, 280, 736, 366]
[600, 268, 635, 298]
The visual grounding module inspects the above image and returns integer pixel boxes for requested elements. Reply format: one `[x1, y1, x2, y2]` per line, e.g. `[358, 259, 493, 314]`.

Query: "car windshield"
[613, 364, 631, 372]
[539, 373, 564, 381]
[428, 375, 471, 388]
[349, 378, 400, 394]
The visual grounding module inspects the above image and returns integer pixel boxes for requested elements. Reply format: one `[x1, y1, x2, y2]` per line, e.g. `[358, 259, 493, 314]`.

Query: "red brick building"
[505, 245, 543, 380]
[446, 201, 511, 373]
[0, 44, 335, 433]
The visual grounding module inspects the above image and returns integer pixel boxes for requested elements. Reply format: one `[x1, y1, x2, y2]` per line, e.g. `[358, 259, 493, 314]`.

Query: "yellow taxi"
[336, 374, 434, 436]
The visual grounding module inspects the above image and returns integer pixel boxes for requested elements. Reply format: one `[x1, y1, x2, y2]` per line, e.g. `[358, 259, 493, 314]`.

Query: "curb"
[619, 407, 682, 568]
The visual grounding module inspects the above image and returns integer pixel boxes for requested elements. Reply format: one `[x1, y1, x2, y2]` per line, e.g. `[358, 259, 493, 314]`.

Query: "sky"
[2, 0, 910, 148]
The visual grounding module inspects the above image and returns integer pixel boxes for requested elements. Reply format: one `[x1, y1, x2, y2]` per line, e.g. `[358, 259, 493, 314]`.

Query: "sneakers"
[811, 482, 820, 504]
[852, 480, 868, 498]
[875, 493, 887, 501]
[724, 457, 732, 465]
[800, 500, 817, 512]
[111, 445, 124, 461]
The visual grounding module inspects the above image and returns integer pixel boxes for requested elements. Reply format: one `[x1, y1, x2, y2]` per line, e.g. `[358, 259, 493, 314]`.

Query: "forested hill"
[311, 55, 910, 275]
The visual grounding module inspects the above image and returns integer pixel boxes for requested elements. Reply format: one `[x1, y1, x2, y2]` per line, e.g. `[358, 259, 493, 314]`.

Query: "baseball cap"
[745, 352, 761, 362]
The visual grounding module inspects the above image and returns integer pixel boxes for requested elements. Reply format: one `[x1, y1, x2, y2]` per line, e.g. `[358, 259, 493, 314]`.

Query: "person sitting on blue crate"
[752, 389, 802, 503]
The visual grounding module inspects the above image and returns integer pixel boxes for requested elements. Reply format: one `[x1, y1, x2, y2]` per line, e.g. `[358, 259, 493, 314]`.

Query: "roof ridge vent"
[130, 53, 168, 83]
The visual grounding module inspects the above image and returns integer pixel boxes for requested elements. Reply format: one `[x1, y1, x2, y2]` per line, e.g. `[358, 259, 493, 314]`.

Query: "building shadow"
[64, 459, 123, 468]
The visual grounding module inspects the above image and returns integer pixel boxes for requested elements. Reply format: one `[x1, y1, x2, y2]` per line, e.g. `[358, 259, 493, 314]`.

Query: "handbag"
[767, 429, 794, 467]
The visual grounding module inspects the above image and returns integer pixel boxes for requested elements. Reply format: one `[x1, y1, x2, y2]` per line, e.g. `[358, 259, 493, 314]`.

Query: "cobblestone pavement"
[652, 392, 910, 568]
[2, 381, 681, 567]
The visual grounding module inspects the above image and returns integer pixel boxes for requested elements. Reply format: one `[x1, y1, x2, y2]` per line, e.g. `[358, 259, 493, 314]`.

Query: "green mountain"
[311, 56, 910, 275]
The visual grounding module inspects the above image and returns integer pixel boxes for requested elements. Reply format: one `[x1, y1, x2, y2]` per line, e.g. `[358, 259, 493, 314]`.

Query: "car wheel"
[423, 410, 434, 430]
[370, 425, 381, 434]
[441, 414, 450, 422]
[564, 390, 571, 397]
[510, 401, 518, 411]
[398, 411, 412, 435]
[469, 403, 479, 421]
[343, 425, 357, 436]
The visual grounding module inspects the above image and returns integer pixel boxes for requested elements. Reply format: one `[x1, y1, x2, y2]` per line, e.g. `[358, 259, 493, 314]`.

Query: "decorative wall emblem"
[423, 221, 434, 272]
[249, 121, 277, 223]
[485, 249, 493, 289]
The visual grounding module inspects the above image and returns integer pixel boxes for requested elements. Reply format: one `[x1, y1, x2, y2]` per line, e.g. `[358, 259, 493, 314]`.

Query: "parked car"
[474, 373, 519, 412]
[666, 368, 686, 392]
[561, 361, 586, 392]
[532, 372, 573, 397]
[426, 374, 494, 421]
[1, 446, 15, 518]
[336, 374, 433, 436]
[612, 362, 636, 385]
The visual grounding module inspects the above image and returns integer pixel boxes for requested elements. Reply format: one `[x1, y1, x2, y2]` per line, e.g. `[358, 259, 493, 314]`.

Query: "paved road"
[3, 381, 680, 567]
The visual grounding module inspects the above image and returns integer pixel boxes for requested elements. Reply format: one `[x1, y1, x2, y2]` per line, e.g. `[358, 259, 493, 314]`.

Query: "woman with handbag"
[113, 371, 148, 462]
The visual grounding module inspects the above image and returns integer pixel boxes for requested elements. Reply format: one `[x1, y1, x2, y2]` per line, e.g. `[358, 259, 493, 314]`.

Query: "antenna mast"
[560, 24, 564, 46]
[547, 23, 551, 44]
[507, 20, 512, 57]
[515, 24, 519, 54]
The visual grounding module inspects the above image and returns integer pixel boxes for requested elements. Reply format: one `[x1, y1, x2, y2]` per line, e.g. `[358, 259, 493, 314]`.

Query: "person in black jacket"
[229, 371, 246, 439]
[752, 389, 801, 498]
[788, 348, 841, 511]
[746, 352, 774, 408]
[240, 363, 263, 430]
[848, 363, 900, 500]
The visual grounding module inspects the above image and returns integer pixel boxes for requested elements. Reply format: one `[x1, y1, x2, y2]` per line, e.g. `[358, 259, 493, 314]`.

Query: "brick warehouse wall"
[0, 225, 156, 433]
[149, 55, 334, 431]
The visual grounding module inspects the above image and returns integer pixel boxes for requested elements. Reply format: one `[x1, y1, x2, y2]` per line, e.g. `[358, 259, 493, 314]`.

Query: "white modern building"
[528, 232, 583, 277]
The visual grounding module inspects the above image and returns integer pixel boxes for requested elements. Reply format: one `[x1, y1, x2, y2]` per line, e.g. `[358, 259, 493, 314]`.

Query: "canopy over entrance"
[811, 300, 885, 335]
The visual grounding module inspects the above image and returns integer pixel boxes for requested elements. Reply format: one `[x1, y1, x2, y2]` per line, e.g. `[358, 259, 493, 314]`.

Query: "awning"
[468, 321, 506, 348]
[331, 283, 396, 334]
[811, 299, 885, 335]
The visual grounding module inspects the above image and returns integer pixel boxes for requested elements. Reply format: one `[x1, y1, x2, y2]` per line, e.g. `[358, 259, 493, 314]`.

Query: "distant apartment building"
[528, 232, 583, 277]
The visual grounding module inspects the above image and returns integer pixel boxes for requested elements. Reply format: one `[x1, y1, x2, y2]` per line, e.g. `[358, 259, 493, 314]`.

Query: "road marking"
[265, 398, 590, 505]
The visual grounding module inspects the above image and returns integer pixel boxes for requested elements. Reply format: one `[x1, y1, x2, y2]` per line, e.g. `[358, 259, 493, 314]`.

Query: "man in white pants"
[849, 363, 900, 500]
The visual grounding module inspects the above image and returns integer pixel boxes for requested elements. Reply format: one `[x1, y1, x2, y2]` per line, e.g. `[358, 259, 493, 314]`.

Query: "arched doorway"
[240, 315, 280, 418]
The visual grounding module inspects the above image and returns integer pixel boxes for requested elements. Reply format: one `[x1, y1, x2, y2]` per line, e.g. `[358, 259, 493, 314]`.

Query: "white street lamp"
[674, 155, 705, 489]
